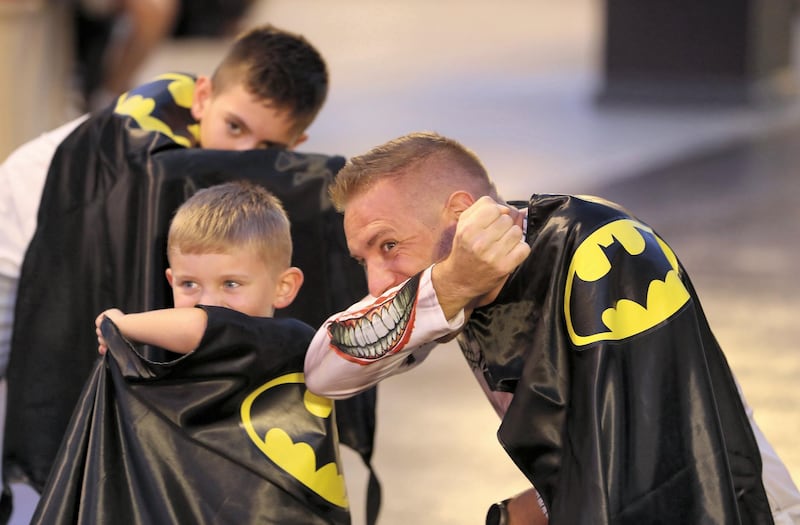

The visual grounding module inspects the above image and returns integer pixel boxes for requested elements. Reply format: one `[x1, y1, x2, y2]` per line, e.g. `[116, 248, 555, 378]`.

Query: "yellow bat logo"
[564, 219, 690, 346]
[113, 72, 200, 147]
[240, 372, 348, 508]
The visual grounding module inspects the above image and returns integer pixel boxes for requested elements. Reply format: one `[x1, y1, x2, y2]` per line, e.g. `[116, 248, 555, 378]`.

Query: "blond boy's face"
[190, 76, 308, 151]
[166, 245, 290, 318]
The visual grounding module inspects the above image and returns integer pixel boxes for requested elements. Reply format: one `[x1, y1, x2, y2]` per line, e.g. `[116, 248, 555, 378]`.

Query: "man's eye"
[380, 241, 397, 253]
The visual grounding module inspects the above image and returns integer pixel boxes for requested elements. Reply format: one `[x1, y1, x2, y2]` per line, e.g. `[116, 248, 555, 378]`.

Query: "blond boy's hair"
[168, 181, 292, 270]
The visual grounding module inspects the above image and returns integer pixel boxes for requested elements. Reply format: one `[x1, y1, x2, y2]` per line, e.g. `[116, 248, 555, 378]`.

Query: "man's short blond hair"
[168, 181, 292, 270]
[329, 131, 498, 212]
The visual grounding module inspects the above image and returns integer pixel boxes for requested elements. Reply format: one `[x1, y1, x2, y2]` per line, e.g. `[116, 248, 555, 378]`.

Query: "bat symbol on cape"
[241, 374, 348, 508]
[564, 219, 690, 346]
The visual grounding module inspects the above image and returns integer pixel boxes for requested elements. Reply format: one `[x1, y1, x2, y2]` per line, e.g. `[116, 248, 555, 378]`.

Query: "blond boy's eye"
[223, 281, 240, 289]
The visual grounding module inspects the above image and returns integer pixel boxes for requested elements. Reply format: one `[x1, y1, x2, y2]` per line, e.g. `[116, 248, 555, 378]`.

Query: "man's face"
[191, 76, 307, 151]
[344, 178, 452, 297]
[166, 245, 282, 318]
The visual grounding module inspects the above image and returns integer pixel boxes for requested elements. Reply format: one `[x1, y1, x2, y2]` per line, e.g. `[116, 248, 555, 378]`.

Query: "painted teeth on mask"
[330, 283, 414, 360]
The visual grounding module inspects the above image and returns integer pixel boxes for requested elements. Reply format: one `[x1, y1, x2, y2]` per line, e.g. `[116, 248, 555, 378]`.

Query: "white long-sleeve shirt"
[305, 266, 464, 399]
[0, 115, 88, 375]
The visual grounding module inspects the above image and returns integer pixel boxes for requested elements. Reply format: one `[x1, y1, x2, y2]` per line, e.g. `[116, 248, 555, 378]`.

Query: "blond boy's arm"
[95, 307, 207, 355]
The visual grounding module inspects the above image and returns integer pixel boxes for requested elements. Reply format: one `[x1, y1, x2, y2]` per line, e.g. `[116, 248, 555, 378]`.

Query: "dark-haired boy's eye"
[258, 141, 288, 150]
[227, 121, 242, 135]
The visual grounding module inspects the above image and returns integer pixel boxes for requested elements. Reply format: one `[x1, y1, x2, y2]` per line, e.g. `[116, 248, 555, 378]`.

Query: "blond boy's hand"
[95, 308, 124, 355]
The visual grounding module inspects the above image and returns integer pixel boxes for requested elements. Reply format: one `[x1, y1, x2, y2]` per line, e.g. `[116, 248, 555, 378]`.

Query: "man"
[304, 131, 800, 524]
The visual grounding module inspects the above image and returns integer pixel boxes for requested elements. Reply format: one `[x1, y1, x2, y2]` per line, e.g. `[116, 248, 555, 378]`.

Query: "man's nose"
[366, 265, 403, 298]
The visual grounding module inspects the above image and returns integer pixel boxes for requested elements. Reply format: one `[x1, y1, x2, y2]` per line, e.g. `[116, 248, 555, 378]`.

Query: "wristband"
[485, 498, 510, 525]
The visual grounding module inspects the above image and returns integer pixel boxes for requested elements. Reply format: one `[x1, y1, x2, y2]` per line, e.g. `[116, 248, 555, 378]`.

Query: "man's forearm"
[304, 267, 465, 397]
[430, 260, 478, 321]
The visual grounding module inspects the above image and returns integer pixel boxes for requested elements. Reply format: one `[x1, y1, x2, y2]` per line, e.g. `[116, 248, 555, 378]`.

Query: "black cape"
[4, 75, 378, 522]
[459, 194, 773, 524]
[33, 307, 349, 524]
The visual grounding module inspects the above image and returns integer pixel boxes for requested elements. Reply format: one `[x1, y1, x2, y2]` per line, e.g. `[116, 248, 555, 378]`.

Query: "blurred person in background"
[0, 1, 75, 161]
[74, 0, 256, 110]
[0, 0, 257, 162]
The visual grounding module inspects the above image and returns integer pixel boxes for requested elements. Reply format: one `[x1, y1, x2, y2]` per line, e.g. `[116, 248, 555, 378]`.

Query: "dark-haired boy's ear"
[287, 133, 308, 150]
[272, 267, 304, 309]
[191, 75, 213, 121]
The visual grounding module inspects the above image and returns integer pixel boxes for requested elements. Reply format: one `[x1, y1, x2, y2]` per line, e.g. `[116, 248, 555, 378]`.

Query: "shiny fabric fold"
[459, 194, 773, 524]
[32, 307, 350, 524]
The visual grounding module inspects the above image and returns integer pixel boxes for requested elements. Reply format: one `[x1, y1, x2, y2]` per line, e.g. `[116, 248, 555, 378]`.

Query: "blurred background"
[2, 1, 799, 524]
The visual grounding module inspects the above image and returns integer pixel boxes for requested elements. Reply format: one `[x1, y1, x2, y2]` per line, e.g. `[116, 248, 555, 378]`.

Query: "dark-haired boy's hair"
[212, 24, 328, 134]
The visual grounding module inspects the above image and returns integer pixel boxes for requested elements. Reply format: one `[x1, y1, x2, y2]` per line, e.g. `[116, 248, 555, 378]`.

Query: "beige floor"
[3, 1, 799, 523]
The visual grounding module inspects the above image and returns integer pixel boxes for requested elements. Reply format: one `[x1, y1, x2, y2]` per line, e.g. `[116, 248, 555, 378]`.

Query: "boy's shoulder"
[202, 305, 315, 346]
[112, 72, 200, 148]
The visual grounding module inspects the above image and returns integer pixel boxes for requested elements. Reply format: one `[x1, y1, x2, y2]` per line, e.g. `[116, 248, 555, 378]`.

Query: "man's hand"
[433, 196, 530, 320]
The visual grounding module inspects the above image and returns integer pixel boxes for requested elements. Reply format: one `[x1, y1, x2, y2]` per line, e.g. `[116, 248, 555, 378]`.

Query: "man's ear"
[272, 267, 305, 310]
[165, 268, 175, 287]
[445, 190, 476, 220]
[190, 75, 213, 121]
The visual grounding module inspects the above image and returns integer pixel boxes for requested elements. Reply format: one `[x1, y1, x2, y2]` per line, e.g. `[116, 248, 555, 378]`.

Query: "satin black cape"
[33, 307, 349, 524]
[459, 194, 773, 524]
[3, 76, 377, 522]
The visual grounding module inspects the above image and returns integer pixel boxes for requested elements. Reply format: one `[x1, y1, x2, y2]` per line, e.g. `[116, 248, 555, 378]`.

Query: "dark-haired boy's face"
[191, 76, 307, 151]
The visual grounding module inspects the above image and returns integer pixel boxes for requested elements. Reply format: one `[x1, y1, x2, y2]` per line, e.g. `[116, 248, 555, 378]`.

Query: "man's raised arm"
[303, 267, 465, 398]
[304, 197, 530, 398]
[432, 196, 530, 319]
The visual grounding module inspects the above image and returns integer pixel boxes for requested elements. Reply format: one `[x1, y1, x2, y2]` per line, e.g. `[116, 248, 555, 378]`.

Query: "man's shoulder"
[526, 193, 641, 230]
